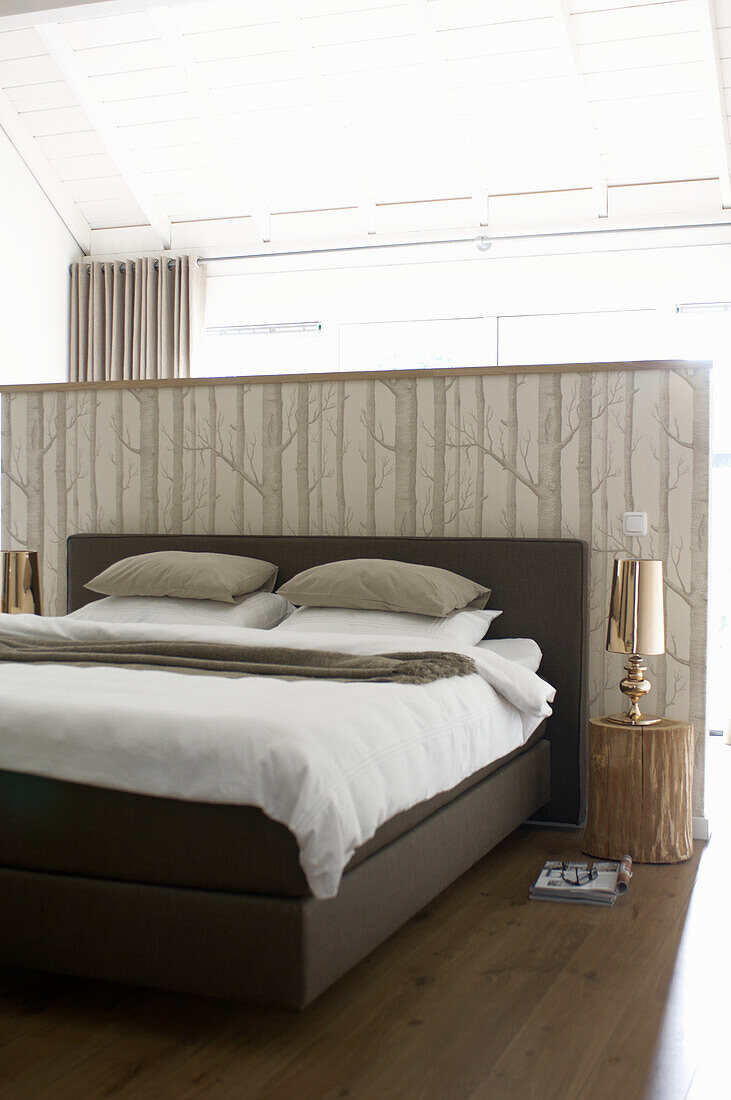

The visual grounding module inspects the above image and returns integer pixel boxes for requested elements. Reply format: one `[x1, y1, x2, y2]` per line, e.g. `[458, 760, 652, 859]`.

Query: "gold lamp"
[606, 558, 665, 726]
[1, 551, 42, 615]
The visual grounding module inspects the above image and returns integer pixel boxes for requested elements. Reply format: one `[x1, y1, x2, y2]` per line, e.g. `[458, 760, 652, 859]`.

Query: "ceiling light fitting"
[474, 236, 492, 252]
[675, 302, 731, 314]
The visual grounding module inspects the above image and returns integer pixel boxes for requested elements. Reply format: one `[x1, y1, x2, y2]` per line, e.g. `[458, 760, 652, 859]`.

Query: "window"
[199, 323, 333, 378]
[339, 317, 496, 372]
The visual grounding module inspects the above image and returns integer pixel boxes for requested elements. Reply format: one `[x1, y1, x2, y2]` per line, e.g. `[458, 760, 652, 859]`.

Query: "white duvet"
[0, 613, 555, 899]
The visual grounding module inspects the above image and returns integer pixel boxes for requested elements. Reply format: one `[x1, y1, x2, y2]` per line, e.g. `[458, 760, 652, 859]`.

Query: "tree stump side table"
[583, 716, 693, 863]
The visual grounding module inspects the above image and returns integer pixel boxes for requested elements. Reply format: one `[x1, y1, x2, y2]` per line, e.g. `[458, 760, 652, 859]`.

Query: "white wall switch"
[622, 511, 648, 536]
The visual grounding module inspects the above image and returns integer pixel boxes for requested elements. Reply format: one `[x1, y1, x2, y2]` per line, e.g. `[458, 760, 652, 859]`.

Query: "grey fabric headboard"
[67, 534, 588, 825]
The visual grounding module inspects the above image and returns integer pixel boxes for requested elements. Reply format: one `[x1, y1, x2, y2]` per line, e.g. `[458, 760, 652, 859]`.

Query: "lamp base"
[605, 712, 663, 727]
[610, 653, 661, 726]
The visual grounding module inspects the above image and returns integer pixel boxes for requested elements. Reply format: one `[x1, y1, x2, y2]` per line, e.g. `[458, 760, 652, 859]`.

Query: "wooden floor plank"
[470, 855, 701, 1100]
[0, 820, 717, 1099]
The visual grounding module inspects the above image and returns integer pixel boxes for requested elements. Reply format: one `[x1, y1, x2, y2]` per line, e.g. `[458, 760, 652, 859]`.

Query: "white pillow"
[67, 591, 295, 629]
[477, 638, 542, 672]
[272, 605, 502, 646]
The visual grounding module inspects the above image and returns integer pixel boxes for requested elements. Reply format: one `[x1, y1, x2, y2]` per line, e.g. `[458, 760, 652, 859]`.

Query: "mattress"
[0, 722, 545, 899]
[0, 616, 555, 898]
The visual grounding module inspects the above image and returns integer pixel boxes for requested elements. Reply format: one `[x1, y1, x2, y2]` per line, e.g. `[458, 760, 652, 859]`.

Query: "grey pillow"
[86, 551, 278, 604]
[277, 558, 490, 617]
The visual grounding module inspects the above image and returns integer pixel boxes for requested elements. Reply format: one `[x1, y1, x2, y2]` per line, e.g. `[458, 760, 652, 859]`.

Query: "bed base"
[0, 741, 549, 1008]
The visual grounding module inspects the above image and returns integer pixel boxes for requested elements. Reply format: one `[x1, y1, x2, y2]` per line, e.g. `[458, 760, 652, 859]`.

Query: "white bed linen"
[477, 638, 542, 672]
[273, 605, 501, 646]
[68, 590, 294, 629]
[0, 613, 555, 899]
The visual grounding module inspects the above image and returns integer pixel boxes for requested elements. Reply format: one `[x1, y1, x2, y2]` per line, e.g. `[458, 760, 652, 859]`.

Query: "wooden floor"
[1, 806, 729, 1099]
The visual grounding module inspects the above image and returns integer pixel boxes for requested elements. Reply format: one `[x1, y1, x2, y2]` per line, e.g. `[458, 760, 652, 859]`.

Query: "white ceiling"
[1, 0, 731, 256]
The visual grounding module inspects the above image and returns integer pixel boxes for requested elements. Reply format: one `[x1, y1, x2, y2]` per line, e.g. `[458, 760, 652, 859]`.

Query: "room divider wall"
[0, 360, 710, 814]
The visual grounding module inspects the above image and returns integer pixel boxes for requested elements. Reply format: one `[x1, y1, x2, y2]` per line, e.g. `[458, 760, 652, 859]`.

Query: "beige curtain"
[69, 255, 207, 382]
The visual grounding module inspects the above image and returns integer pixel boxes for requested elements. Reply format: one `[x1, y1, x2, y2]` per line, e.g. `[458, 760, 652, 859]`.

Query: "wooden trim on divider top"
[0, 360, 711, 394]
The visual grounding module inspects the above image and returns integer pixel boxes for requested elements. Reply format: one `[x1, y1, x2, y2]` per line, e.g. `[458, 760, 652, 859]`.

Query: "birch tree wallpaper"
[0, 364, 710, 812]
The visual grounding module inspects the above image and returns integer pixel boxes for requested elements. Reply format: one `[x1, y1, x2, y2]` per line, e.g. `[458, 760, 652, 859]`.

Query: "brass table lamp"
[1, 551, 42, 615]
[606, 558, 664, 726]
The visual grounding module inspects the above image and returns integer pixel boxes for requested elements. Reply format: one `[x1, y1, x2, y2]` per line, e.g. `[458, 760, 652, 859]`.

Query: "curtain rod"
[196, 218, 731, 266]
[72, 218, 731, 270]
[197, 236, 488, 264]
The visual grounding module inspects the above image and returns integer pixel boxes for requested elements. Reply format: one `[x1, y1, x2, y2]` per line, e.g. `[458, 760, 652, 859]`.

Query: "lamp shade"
[606, 558, 664, 656]
[1, 551, 42, 615]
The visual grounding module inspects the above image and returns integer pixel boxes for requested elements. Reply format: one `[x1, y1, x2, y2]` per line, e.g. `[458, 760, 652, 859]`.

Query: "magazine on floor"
[529, 856, 633, 907]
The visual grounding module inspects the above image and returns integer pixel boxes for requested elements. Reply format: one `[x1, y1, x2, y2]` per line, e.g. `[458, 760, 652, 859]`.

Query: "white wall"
[200, 238, 731, 376]
[0, 125, 81, 385]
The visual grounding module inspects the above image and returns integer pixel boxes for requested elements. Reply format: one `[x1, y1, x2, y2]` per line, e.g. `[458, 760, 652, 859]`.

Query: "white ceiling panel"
[490, 187, 597, 228]
[75, 195, 147, 228]
[0, 0, 729, 250]
[585, 61, 707, 100]
[36, 128, 103, 159]
[450, 49, 565, 87]
[0, 53, 60, 87]
[569, 0, 688, 12]
[159, 188, 246, 220]
[610, 178, 720, 217]
[571, 1, 698, 44]
[375, 196, 473, 232]
[103, 93, 196, 128]
[123, 117, 210, 150]
[270, 206, 363, 240]
[136, 141, 219, 173]
[458, 75, 574, 112]
[598, 116, 717, 156]
[0, 26, 45, 60]
[327, 63, 434, 99]
[438, 18, 558, 60]
[716, 26, 731, 57]
[76, 40, 171, 78]
[144, 164, 234, 196]
[6, 79, 75, 111]
[300, 5, 414, 45]
[602, 145, 718, 183]
[90, 68, 187, 103]
[210, 78, 309, 113]
[591, 90, 712, 127]
[196, 52, 300, 86]
[177, 1, 279, 35]
[61, 12, 158, 51]
[64, 175, 130, 203]
[312, 35, 427, 73]
[427, 0, 550, 28]
[579, 32, 704, 75]
[297, 0, 399, 18]
[53, 151, 118, 180]
[178, 23, 288, 63]
[486, 157, 598, 194]
[222, 105, 321, 140]
[22, 104, 90, 137]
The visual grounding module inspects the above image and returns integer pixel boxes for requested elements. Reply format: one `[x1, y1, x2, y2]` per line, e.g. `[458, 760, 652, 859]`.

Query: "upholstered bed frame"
[0, 535, 588, 1008]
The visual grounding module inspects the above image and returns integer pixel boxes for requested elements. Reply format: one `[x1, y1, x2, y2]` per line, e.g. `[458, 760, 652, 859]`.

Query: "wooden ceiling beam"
[274, 0, 377, 236]
[407, 0, 488, 229]
[0, 82, 91, 252]
[36, 21, 172, 248]
[147, 5, 271, 243]
[549, 0, 609, 220]
[696, 0, 731, 209]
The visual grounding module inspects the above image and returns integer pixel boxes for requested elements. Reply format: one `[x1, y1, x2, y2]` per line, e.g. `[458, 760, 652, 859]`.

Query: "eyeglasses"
[559, 863, 598, 887]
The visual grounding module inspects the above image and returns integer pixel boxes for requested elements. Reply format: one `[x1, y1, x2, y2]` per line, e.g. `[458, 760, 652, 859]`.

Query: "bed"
[0, 535, 588, 1008]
